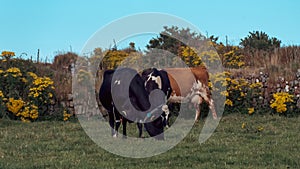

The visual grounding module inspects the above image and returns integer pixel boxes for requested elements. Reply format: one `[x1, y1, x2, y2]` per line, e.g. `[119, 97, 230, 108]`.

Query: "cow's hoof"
[113, 133, 118, 138]
[122, 135, 127, 139]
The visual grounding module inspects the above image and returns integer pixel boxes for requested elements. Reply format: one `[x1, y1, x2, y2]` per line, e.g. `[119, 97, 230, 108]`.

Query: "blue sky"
[1, 0, 299, 62]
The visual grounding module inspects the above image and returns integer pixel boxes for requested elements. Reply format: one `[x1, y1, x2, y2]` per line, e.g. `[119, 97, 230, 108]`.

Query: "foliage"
[240, 31, 281, 51]
[270, 92, 297, 116]
[0, 51, 63, 122]
[145, 26, 225, 68]
[1, 51, 15, 60]
[180, 46, 203, 66]
[63, 108, 72, 121]
[210, 71, 265, 115]
[146, 26, 205, 55]
[101, 50, 129, 69]
[222, 46, 245, 68]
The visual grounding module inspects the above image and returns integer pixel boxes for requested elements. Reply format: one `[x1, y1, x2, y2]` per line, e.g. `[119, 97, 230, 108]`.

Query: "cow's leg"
[198, 87, 218, 120]
[114, 112, 121, 138]
[208, 99, 217, 119]
[137, 123, 143, 138]
[108, 111, 116, 137]
[201, 94, 217, 119]
[122, 118, 127, 139]
[192, 95, 203, 122]
[162, 105, 170, 128]
[194, 103, 201, 122]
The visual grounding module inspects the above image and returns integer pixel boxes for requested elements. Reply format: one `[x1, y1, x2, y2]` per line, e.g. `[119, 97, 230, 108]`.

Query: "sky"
[1, 0, 299, 62]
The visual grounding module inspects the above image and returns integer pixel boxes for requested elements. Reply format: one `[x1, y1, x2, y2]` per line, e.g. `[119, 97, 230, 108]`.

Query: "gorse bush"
[209, 70, 300, 116]
[0, 67, 55, 121]
[270, 92, 300, 116]
[210, 71, 262, 114]
[0, 51, 65, 122]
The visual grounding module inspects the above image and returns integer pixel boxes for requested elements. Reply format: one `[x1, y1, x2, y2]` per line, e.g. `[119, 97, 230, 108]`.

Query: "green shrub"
[0, 51, 63, 122]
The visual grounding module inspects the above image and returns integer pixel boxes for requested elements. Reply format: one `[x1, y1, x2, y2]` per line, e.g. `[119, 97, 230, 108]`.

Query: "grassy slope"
[0, 114, 299, 169]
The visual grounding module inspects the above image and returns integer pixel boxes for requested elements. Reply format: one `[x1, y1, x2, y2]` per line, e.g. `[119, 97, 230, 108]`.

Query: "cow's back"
[164, 68, 195, 97]
[164, 66, 209, 97]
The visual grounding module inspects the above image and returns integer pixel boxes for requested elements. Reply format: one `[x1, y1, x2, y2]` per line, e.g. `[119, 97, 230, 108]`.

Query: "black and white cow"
[99, 68, 165, 140]
[141, 68, 172, 127]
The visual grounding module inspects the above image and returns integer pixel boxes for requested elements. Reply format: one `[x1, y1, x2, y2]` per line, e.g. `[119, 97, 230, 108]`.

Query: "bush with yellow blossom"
[270, 92, 297, 116]
[210, 71, 264, 115]
[0, 51, 57, 121]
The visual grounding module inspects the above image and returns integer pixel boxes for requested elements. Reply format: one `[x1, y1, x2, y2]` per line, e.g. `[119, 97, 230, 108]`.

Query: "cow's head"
[142, 68, 163, 93]
[141, 68, 171, 128]
[144, 116, 165, 140]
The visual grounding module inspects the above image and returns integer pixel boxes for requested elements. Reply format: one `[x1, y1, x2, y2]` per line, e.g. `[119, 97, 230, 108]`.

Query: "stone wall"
[231, 68, 300, 108]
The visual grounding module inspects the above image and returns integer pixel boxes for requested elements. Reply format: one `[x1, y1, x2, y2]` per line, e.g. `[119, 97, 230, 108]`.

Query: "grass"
[0, 114, 300, 169]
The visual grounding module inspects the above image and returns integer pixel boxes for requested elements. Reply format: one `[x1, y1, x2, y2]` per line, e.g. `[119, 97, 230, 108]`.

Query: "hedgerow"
[0, 51, 70, 121]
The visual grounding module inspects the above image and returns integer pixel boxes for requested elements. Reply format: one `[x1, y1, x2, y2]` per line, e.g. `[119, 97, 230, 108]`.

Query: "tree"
[146, 26, 210, 67]
[240, 31, 281, 51]
[146, 26, 206, 56]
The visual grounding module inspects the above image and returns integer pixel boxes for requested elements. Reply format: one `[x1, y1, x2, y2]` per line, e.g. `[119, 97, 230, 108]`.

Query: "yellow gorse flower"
[5, 67, 22, 77]
[0, 90, 4, 98]
[6, 98, 24, 115]
[221, 90, 229, 97]
[250, 82, 263, 88]
[225, 99, 233, 106]
[241, 122, 246, 129]
[270, 92, 294, 113]
[6, 98, 39, 121]
[257, 126, 264, 132]
[248, 107, 255, 115]
[63, 110, 72, 121]
[1, 51, 15, 58]
[28, 72, 38, 79]
[29, 77, 55, 99]
[1, 51, 15, 56]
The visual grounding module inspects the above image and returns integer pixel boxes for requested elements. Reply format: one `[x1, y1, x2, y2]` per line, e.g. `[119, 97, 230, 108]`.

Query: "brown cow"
[164, 66, 217, 121]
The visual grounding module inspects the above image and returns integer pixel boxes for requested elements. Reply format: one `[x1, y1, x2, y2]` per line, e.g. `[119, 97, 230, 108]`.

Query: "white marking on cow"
[145, 72, 153, 86]
[168, 79, 217, 121]
[162, 104, 170, 124]
[152, 76, 162, 89]
[145, 72, 162, 89]
[191, 94, 201, 105]
[168, 94, 189, 103]
[114, 80, 121, 85]
[168, 80, 208, 104]
[162, 105, 169, 114]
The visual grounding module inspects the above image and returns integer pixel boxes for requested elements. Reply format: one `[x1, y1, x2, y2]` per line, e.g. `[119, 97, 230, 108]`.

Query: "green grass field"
[0, 114, 299, 169]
